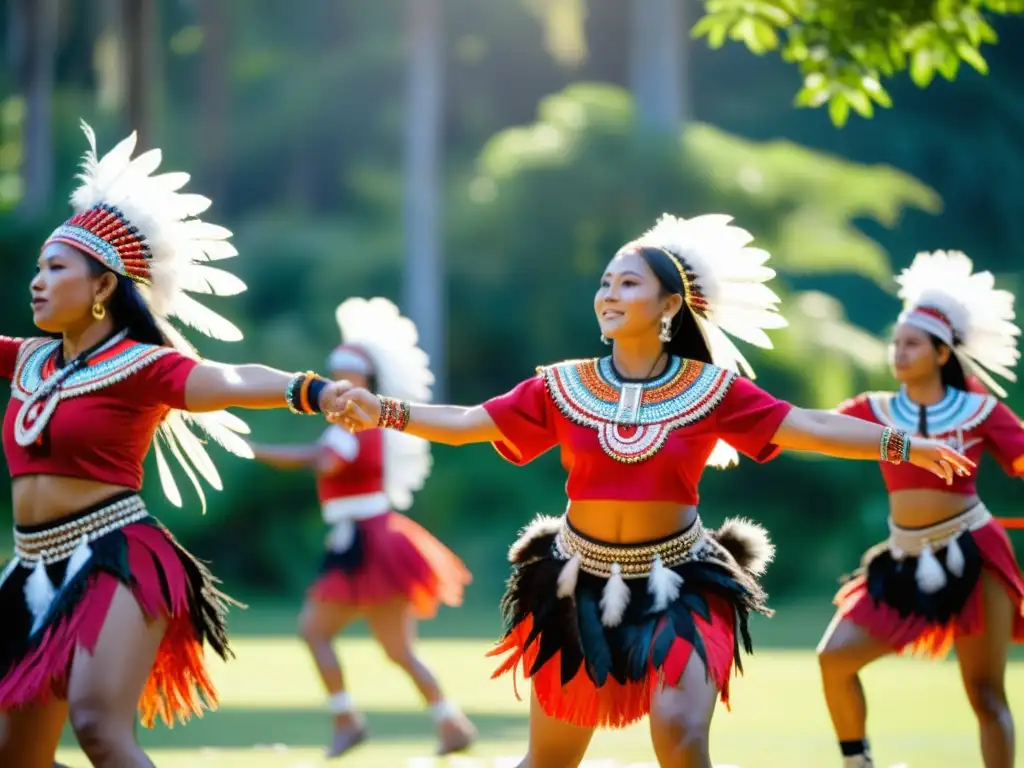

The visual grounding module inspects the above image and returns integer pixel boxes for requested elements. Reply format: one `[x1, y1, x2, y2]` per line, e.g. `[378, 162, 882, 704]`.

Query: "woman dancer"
[0, 122, 345, 767]
[819, 251, 1024, 768]
[249, 297, 475, 757]
[325, 213, 973, 768]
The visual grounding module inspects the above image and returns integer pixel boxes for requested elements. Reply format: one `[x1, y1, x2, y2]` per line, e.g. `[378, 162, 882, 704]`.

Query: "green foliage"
[694, 0, 1024, 125]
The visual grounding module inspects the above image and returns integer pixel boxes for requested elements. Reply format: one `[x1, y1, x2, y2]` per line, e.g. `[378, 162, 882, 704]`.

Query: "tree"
[693, 0, 1024, 126]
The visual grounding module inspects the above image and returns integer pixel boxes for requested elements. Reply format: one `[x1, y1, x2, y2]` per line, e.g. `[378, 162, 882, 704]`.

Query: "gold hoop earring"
[600, 334, 611, 345]
[659, 315, 672, 343]
[92, 301, 106, 321]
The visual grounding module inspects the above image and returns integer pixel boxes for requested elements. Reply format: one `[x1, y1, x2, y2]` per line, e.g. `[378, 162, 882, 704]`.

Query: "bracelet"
[286, 371, 328, 415]
[377, 396, 411, 431]
[879, 426, 910, 464]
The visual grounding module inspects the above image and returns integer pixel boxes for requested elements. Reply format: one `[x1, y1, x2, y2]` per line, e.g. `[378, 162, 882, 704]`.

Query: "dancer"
[819, 250, 1024, 768]
[0, 122, 346, 767]
[324, 214, 973, 768]
[249, 297, 476, 757]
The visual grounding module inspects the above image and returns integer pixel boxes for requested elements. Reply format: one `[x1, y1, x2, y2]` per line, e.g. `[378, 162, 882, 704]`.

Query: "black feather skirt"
[486, 514, 774, 729]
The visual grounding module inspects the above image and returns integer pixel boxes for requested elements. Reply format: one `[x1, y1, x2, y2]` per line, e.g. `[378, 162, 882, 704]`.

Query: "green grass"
[54, 635, 1024, 767]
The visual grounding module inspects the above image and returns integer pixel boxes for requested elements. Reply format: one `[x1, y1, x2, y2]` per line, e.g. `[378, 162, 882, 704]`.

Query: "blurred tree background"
[1, 0, 1022, 628]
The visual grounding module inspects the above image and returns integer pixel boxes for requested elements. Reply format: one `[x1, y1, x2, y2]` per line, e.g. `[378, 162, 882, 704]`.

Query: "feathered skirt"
[308, 497, 471, 620]
[486, 514, 775, 729]
[0, 491, 236, 727]
[835, 502, 1024, 657]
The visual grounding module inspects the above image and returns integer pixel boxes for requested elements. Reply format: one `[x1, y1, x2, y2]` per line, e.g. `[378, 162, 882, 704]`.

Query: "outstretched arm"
[184, 362, 306, 412]
[249, 442, 320, 471]
[772, 407, 975, 482]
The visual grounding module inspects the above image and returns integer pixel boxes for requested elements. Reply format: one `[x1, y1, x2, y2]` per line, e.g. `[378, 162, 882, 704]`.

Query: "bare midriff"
[12, 475, 134, 527]
[889, 488, 982, 529]
[566, 500, 699, 544]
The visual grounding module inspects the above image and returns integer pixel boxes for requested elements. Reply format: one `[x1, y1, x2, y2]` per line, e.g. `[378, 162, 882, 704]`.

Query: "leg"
[297, 596, 365, 757]
[66, 583, 167, 767]
[0, 700, 68, 768]
[364, 597, 476, 754]
[648, 652, 718, 768]
[515, 687, 595, 768]
[817, 612, 892, 763]
[955, 572, 1015, 768]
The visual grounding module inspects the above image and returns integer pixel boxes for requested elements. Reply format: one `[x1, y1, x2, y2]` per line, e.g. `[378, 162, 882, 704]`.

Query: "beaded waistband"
[553, 517, 706, 579]
[14, 494, 148, 565]
[887, 502, 991, 558]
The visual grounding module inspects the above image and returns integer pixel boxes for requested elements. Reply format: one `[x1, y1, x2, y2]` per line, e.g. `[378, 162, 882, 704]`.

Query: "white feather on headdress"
[59, 121, 252, 510]
[332, 298, 434, 510]
[895, 250, 1020, 397]
[635, 213, 789, 469]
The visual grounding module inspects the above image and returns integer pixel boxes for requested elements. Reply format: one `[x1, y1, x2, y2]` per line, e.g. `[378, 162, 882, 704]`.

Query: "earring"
[658, 315, 672, 343]
[92, 301, 106, 321]
[600, 334, 611, 345]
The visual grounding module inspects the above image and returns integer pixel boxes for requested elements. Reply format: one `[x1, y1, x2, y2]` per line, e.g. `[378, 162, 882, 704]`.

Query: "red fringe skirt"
[486, 515, 775, 729]
[0, 492, 236, 728]
[835, 504, 1024, 658]
[308, 511, 471, 620]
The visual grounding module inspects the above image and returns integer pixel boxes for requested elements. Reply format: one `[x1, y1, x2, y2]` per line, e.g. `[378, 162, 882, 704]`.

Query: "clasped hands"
[319, 379, 381, 433]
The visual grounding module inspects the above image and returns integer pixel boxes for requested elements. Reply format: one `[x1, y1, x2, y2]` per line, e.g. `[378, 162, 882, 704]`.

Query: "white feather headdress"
[330, 297, 434, 510]
[895, 250, 1020, 397]
[633, 213, 789, 468]
[46, 121, 252, 510]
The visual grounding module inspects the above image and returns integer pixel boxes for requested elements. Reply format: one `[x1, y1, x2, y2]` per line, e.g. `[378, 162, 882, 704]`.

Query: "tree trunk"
[17, 0, 58, 218]
[629, 0, 689, 129]
[403, 0, 445, 397]
[198, 0, 230, 199]
[122, 0, 155, 149]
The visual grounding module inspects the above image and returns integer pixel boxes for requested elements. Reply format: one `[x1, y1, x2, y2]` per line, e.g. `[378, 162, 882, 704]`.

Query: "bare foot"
[437, 711, 477, 755]
[326, 713, 368, 759]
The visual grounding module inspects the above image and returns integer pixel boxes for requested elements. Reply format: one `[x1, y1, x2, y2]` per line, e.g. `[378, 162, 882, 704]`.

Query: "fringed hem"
[835, 519, 1024, 658]
[0, 520, 237, 727]
[308, 512, 471, 620]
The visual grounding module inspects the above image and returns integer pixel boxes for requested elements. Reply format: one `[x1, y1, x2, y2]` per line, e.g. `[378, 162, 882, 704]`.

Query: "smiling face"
[890, 322, 949, 385]
[594, 248, 680, 343]
[30, 242, 115, 334]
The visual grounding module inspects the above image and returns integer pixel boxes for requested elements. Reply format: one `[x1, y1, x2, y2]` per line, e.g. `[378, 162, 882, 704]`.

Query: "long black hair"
[634, 246, 713, 364]
[86, 255, 168, 347]
[930, 334, 968, 392]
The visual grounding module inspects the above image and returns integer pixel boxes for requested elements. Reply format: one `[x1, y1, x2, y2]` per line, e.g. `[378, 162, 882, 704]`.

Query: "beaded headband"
[45, 204, 152, 285]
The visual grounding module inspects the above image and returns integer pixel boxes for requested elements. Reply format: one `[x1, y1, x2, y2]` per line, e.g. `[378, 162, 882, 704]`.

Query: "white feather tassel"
[63, 535, 93, 586]
[600, 562, 631, 627]
[556, 554, 581, 599]
[945, 535, 966, 578]
[24, 559, 56, 628]
[648, 554, 684, 612]
[915, 544, 948, 594]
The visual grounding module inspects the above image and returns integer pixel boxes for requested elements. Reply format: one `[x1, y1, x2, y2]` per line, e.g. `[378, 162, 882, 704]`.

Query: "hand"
[318, 379, 356, 416]
[908, 438, 977, 485]
[324, 387, 381, 433]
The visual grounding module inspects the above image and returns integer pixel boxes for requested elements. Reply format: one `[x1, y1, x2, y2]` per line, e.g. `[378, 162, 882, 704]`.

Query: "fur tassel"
[63, 535, 93, 586]
[507, 514, 561, 564]
[0, 557, 18, 590]
[915, 544, 948, 593]
[556, 554, 580, 599]
[599, 562, 630, 627]
[713, 517, 775, 576]
[25, 558, 56, 629]
[648, 554, 684, 612]
[945, 534, 966, 578]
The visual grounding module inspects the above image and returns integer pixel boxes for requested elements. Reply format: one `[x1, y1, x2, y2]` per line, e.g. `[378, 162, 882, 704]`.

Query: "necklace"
[609, 352, 666, 426]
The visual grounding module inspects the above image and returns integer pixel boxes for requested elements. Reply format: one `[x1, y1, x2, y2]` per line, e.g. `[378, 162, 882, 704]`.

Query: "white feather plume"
[635, 213, 789, 469]
[895, 250, 1020, 397]
[333, 297, 435, 510]
[65, 121, 251, 509]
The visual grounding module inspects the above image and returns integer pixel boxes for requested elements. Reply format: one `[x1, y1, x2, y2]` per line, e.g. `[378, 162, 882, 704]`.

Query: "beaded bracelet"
[286, 371, 328, 415]
[377, 396, 411, 431]
[879, 426, 911, 464]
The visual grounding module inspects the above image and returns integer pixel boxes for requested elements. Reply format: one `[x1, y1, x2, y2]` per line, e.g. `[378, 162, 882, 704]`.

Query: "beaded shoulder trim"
[11, 338, 174, 402]
[867, 389, 997, 437]
[537, 356, 736, 463]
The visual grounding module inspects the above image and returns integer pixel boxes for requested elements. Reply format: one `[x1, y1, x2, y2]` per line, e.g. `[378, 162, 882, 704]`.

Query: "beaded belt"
[887, 502, 991, 559]
[553, 517, 706, 579]
[14, 494, 149, 565]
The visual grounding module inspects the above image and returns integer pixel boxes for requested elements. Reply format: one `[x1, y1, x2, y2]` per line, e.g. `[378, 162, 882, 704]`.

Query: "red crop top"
[1, 335, 199, 490]
[836, 388, 1024, 494]
[481, 356, 794, 505]
[316, 426, 385, 503]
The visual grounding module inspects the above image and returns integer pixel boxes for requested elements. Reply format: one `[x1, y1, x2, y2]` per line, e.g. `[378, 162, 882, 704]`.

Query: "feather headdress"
[632, 213, 789, 469]
[895, 250, 1020, 397]
[44, 121, 252, 510]
[329, 297, 434, 510]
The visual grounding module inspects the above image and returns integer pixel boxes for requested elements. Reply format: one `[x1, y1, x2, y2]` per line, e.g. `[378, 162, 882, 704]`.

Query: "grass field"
[53, 633, 1024, 768]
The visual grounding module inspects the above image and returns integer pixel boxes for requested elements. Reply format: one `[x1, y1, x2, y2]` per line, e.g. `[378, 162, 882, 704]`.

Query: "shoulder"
[836, 391, 890, 421]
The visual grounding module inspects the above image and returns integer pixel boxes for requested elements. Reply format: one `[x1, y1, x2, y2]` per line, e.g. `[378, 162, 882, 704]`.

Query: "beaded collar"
[10, 335, 174, 447]
[538, 356, 736, 463]
[867, 387, 997, 438]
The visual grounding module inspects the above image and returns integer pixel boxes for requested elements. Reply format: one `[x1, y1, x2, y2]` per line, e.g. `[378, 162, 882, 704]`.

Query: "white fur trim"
[599, 562, 630, 627]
